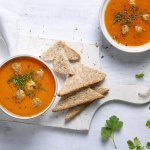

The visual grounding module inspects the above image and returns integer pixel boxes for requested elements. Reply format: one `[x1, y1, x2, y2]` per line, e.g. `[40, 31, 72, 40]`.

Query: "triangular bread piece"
[92, 87, 109, 95]
[65, 105, 88, 121]
[53, 47, 74, 75]
[56, 41, 80, 61]
[41, 47, 56, 62]
[41, 41, 80, 62]
[58, 64, 106, 96]
[52, 88, 104, 112]
[65, 87, 109, 121]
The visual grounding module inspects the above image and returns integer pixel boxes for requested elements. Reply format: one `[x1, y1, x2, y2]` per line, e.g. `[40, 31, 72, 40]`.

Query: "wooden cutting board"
[0, 35, 149, 131]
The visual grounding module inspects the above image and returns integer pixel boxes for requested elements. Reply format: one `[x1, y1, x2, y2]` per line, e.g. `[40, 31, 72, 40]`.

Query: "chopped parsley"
[113, 5, 141, 26]
[7, 71, 34, 90]
[7, 70, 46, 99]
[113, 12, 124, 24]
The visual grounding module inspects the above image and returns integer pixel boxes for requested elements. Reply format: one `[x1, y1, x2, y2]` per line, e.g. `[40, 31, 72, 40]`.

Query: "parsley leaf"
[106, 115, 123, 131]
[127, 140, 135, 149]
[146, 142, 150, 149]
[101, 127, 112, 140]
[134, 137, 141, 147]
[146, 120, 150, 128]
[135, 73, 144, 79]
[101, 115, 123, 149]
[127, 137, 144, 150]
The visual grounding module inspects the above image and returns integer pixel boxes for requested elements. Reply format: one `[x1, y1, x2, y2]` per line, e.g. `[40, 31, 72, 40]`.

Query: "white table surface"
[0, 0, 150, 150]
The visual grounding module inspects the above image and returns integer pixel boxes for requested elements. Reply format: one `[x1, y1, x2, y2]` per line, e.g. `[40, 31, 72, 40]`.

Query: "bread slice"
[65, 87, 109, 121]
[41, 41, 80, 62]
[52, 88, 104, 112]
[41, 47, 56, 62]
[53, 47, 74, 75]
[65, 104, 88, 121]
[56, 41, 80, 61]
[58, 64, 106, 96]
[92, 87, 109, 95]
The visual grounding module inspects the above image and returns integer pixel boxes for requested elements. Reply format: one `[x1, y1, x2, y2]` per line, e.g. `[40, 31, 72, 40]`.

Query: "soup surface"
[105, 0, 150, 46]
[0, 57, 56, 117]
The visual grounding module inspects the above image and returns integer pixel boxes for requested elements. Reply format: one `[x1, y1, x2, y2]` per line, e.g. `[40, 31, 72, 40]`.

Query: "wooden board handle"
[100, 80, 150, 105]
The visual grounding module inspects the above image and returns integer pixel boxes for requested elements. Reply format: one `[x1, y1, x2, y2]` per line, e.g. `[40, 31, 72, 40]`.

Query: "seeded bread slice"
[65, 87, 109, 121]
[52, 88, 104, 112]
[58, 64, 106, 96]
[41, 41, 80, 62]
[56, 41, 80, 61]
[92, 87, 109, 95]
[65, 104, 88, 121]
[53, 47, 74, 75]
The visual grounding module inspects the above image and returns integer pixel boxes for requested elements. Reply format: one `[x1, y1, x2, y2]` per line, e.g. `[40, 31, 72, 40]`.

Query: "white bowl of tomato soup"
[100, 0, 150, 53]
[0, 55, 57, 119]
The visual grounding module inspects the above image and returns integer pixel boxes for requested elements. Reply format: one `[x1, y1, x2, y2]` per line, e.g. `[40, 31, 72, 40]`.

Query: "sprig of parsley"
[135, 73, 144, 79]
[127, 119, 150, 150]
[101, 115, 123, 150]
[127, 137, 144, 150]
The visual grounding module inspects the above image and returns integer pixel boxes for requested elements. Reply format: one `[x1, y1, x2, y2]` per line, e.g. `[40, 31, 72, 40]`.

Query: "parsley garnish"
[114, 13, 124, 24]
[101, 115, 123, 150]
[7, 71, 34, 90]
[135, 73, 144, 79]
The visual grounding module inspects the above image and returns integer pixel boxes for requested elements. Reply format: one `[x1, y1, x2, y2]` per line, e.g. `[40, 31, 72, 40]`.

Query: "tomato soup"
[105, 0, 150, 46]
[0, 57, 56, 117]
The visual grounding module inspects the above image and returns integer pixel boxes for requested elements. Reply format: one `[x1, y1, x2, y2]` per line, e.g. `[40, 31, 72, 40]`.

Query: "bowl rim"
[0, 54, 58, 120]
[99, 0, 150, 53]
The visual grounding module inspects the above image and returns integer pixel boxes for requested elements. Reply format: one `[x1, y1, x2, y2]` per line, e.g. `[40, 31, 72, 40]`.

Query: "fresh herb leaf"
[106, 115, 123, 131]
[134, 137, 141, 147]
[135, 73, 144, 79]
[146, 142, 150, 149]
[127, 140, 135, 149]
[146, 120, 150, 128]
[101, 127, 112, 140]
[101, 115, 123, 149]
[114, 12, 124, 24]
[127, 137, 144, 150]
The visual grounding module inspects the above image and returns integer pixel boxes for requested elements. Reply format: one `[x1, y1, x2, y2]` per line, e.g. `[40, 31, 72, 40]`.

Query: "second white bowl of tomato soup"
[0, 55, 57, 119]
[100, 0, 150, 52]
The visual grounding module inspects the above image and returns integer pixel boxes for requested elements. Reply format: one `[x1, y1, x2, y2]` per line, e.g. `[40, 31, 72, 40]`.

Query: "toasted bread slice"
[65, 104, 88, 121]
[92, 87, 109, 95]
[65, 87, 109, 121]
[53, 47, 74, 75]
[41, 41, 80, 62]
[41, 47, 57, 62]
[58, 64, 106, 96]
[52, 88, 104, 112]
[56, 41, 80, 61]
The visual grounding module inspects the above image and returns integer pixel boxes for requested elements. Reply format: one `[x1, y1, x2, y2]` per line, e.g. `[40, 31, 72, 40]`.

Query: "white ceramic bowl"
[0, 55, 57, 120]
[99, 0, 150, 53]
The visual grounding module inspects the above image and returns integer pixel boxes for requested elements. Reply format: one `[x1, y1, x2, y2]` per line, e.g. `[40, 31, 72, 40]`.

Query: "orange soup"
[0, 57, 56, 117]
[105, 0, 150, 46]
